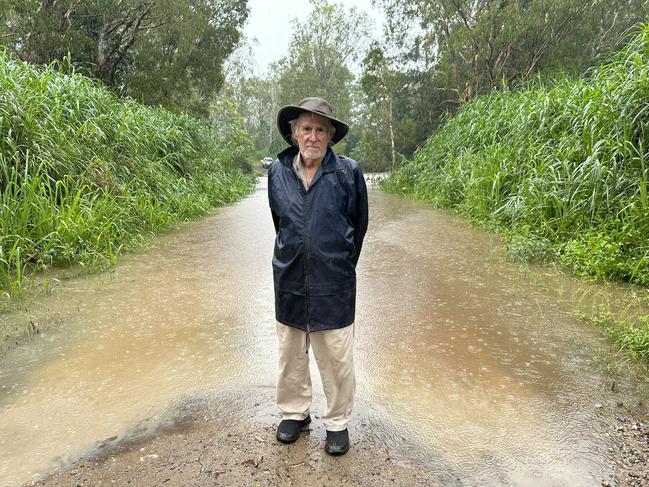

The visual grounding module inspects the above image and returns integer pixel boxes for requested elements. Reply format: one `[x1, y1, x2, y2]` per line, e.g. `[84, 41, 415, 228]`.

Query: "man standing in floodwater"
[267, 97, 368, 455]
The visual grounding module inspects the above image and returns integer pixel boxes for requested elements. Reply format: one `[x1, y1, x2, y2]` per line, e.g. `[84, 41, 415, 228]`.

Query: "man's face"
[294, 113, 334, 163]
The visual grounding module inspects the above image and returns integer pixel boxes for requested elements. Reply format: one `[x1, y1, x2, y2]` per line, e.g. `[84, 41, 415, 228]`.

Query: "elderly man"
[268, 97, 368, 455]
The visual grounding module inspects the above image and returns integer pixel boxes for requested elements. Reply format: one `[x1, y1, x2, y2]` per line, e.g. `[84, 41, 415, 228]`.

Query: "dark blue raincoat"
[268, 146, 368, 332]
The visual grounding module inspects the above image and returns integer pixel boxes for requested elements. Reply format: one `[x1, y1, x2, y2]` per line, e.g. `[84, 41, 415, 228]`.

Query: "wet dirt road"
[0, 179, 644, 486]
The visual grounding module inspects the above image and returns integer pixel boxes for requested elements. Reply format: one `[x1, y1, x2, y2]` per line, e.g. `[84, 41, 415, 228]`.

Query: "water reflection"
[0, 179, 642, 486]
[356, 192, 613, 485]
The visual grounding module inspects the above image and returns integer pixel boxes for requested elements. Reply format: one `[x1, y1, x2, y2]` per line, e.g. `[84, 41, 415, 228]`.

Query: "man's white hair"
[289, 112, 336, 145]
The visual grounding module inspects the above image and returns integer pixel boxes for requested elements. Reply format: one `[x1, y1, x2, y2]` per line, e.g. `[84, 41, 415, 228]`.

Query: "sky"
[242, 0, 385, 74]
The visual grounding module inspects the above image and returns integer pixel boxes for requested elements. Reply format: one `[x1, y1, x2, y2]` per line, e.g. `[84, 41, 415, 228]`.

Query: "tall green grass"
[382, 25, 649, 361]
[0, 50, 255, 299]
[384, 25, 649, 285]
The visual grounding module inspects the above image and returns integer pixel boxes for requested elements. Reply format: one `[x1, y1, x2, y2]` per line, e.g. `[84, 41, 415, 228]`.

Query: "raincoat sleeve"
[352, 164, 369, 265]
[271, 208, 280, 234]
[268, 164, 280, 234]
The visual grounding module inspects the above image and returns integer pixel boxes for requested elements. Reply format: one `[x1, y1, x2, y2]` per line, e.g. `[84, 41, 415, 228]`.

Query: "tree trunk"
[388, 96, 396, 173]
[268, 83, 277, 150]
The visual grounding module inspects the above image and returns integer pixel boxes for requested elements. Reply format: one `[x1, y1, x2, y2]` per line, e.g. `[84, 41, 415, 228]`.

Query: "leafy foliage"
[359, 0, 648, 171]
[358, 42, 403, 171]
[589, 313, 649, 361]
[0, 0, 249, 116]
[383, 25, 649, 286]
[213, 38, 281, 160]
[0, 50, 254, 298]
[270, 0, 372, 154]
[379, 0, 647, 103]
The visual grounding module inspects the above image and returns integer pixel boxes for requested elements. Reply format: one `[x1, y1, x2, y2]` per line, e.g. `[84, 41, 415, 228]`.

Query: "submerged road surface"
[0, 179, 641, 486]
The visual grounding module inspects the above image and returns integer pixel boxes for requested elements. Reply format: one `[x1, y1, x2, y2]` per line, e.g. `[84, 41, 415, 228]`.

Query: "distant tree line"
[0, 0, 249, 117]
[222, 0, 646, 172]
[2, 0, 646, 172]
[364, 0, 648, 170]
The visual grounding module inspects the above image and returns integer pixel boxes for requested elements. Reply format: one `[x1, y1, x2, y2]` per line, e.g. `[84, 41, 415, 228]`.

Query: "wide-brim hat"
[277, 97, 349, 146]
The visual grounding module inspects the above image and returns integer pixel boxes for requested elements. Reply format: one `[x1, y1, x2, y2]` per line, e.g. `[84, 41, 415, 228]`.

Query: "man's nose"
[308, 129, 318, 140]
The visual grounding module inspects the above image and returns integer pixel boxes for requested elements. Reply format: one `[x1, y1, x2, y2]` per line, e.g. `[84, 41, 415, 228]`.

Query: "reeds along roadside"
[382, 24, 649, 362]
[384, 24, 649, 288]
[0, 50, 255, 299]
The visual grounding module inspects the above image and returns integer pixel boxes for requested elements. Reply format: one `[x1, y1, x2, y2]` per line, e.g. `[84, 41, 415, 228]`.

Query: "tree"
[272, 0, 372, 154]
[378, 0, 648, 105]
[355, 0, 649, 169]
[3, 0, 249, 116]
[348, 90, 393, 172]
[125, 0, 249, 116]
[360, 42, 405, 172]
[12, 0, 158, 78]
[212, 37, 282, 156]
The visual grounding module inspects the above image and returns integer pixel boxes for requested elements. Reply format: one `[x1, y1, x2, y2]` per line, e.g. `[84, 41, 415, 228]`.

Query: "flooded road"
[0, 179, 642, 486]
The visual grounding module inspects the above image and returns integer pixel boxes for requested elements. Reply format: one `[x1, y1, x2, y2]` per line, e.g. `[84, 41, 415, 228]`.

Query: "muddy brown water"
[0, 179, 645, 486]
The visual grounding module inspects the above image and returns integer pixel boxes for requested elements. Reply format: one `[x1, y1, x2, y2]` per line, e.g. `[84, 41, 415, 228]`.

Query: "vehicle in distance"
[261, 157, 274, 169]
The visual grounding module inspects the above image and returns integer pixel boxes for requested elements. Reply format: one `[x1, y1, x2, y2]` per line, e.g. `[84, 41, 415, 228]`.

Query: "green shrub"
[0, 51, 255, 298]
[383, 24, 649, 286]
[591, 314, 649, 361]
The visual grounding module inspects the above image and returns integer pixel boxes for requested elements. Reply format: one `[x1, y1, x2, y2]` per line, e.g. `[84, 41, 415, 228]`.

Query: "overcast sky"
[242, 0, 385, 74]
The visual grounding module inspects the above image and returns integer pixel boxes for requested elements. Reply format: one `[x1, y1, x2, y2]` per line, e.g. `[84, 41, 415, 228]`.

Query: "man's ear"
[290, 123, 299, 145]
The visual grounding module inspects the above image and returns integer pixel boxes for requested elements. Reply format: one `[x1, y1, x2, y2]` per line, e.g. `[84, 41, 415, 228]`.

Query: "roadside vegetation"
[0, 51, 255, 300]
[383, 25, 649, 361]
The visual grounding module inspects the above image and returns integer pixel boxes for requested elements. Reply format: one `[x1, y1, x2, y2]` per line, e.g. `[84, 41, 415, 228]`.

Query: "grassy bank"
[0, 51, 255, 299]
[383, 26, 649, 360]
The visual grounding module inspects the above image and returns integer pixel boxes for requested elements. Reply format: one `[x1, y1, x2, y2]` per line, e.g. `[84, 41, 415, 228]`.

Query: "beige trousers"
[276, 322, 355, 432]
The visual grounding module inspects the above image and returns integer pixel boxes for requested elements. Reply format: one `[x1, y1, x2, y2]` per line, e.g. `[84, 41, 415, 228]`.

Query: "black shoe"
[325, 428, 349, 455]
[276, 416, 311, 444]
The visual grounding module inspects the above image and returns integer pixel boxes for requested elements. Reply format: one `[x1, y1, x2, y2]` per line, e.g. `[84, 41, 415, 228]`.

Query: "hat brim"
[277, 105, 349, 146]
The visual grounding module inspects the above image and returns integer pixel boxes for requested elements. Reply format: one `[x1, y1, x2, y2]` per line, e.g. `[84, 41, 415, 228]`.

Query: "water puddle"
[0, 179, 645, 486]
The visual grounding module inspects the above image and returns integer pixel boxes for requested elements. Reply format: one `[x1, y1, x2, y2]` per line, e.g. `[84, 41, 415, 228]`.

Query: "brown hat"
[276, 97, 349, 146]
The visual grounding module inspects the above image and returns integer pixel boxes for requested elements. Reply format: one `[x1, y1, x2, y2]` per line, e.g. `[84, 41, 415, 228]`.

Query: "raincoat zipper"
[304, 181, 311, 334]
[293, 164, 311, 334]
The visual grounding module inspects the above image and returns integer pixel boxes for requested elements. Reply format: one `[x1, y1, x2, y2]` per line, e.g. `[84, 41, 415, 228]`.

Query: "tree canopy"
[270, 0, 372, 154]
[218, 0, 372, 158]
[1, 0, 249, 116]
[355, 0, 649, 171]
[3, 0, 648, 173]
[377, 0, 647, 104]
